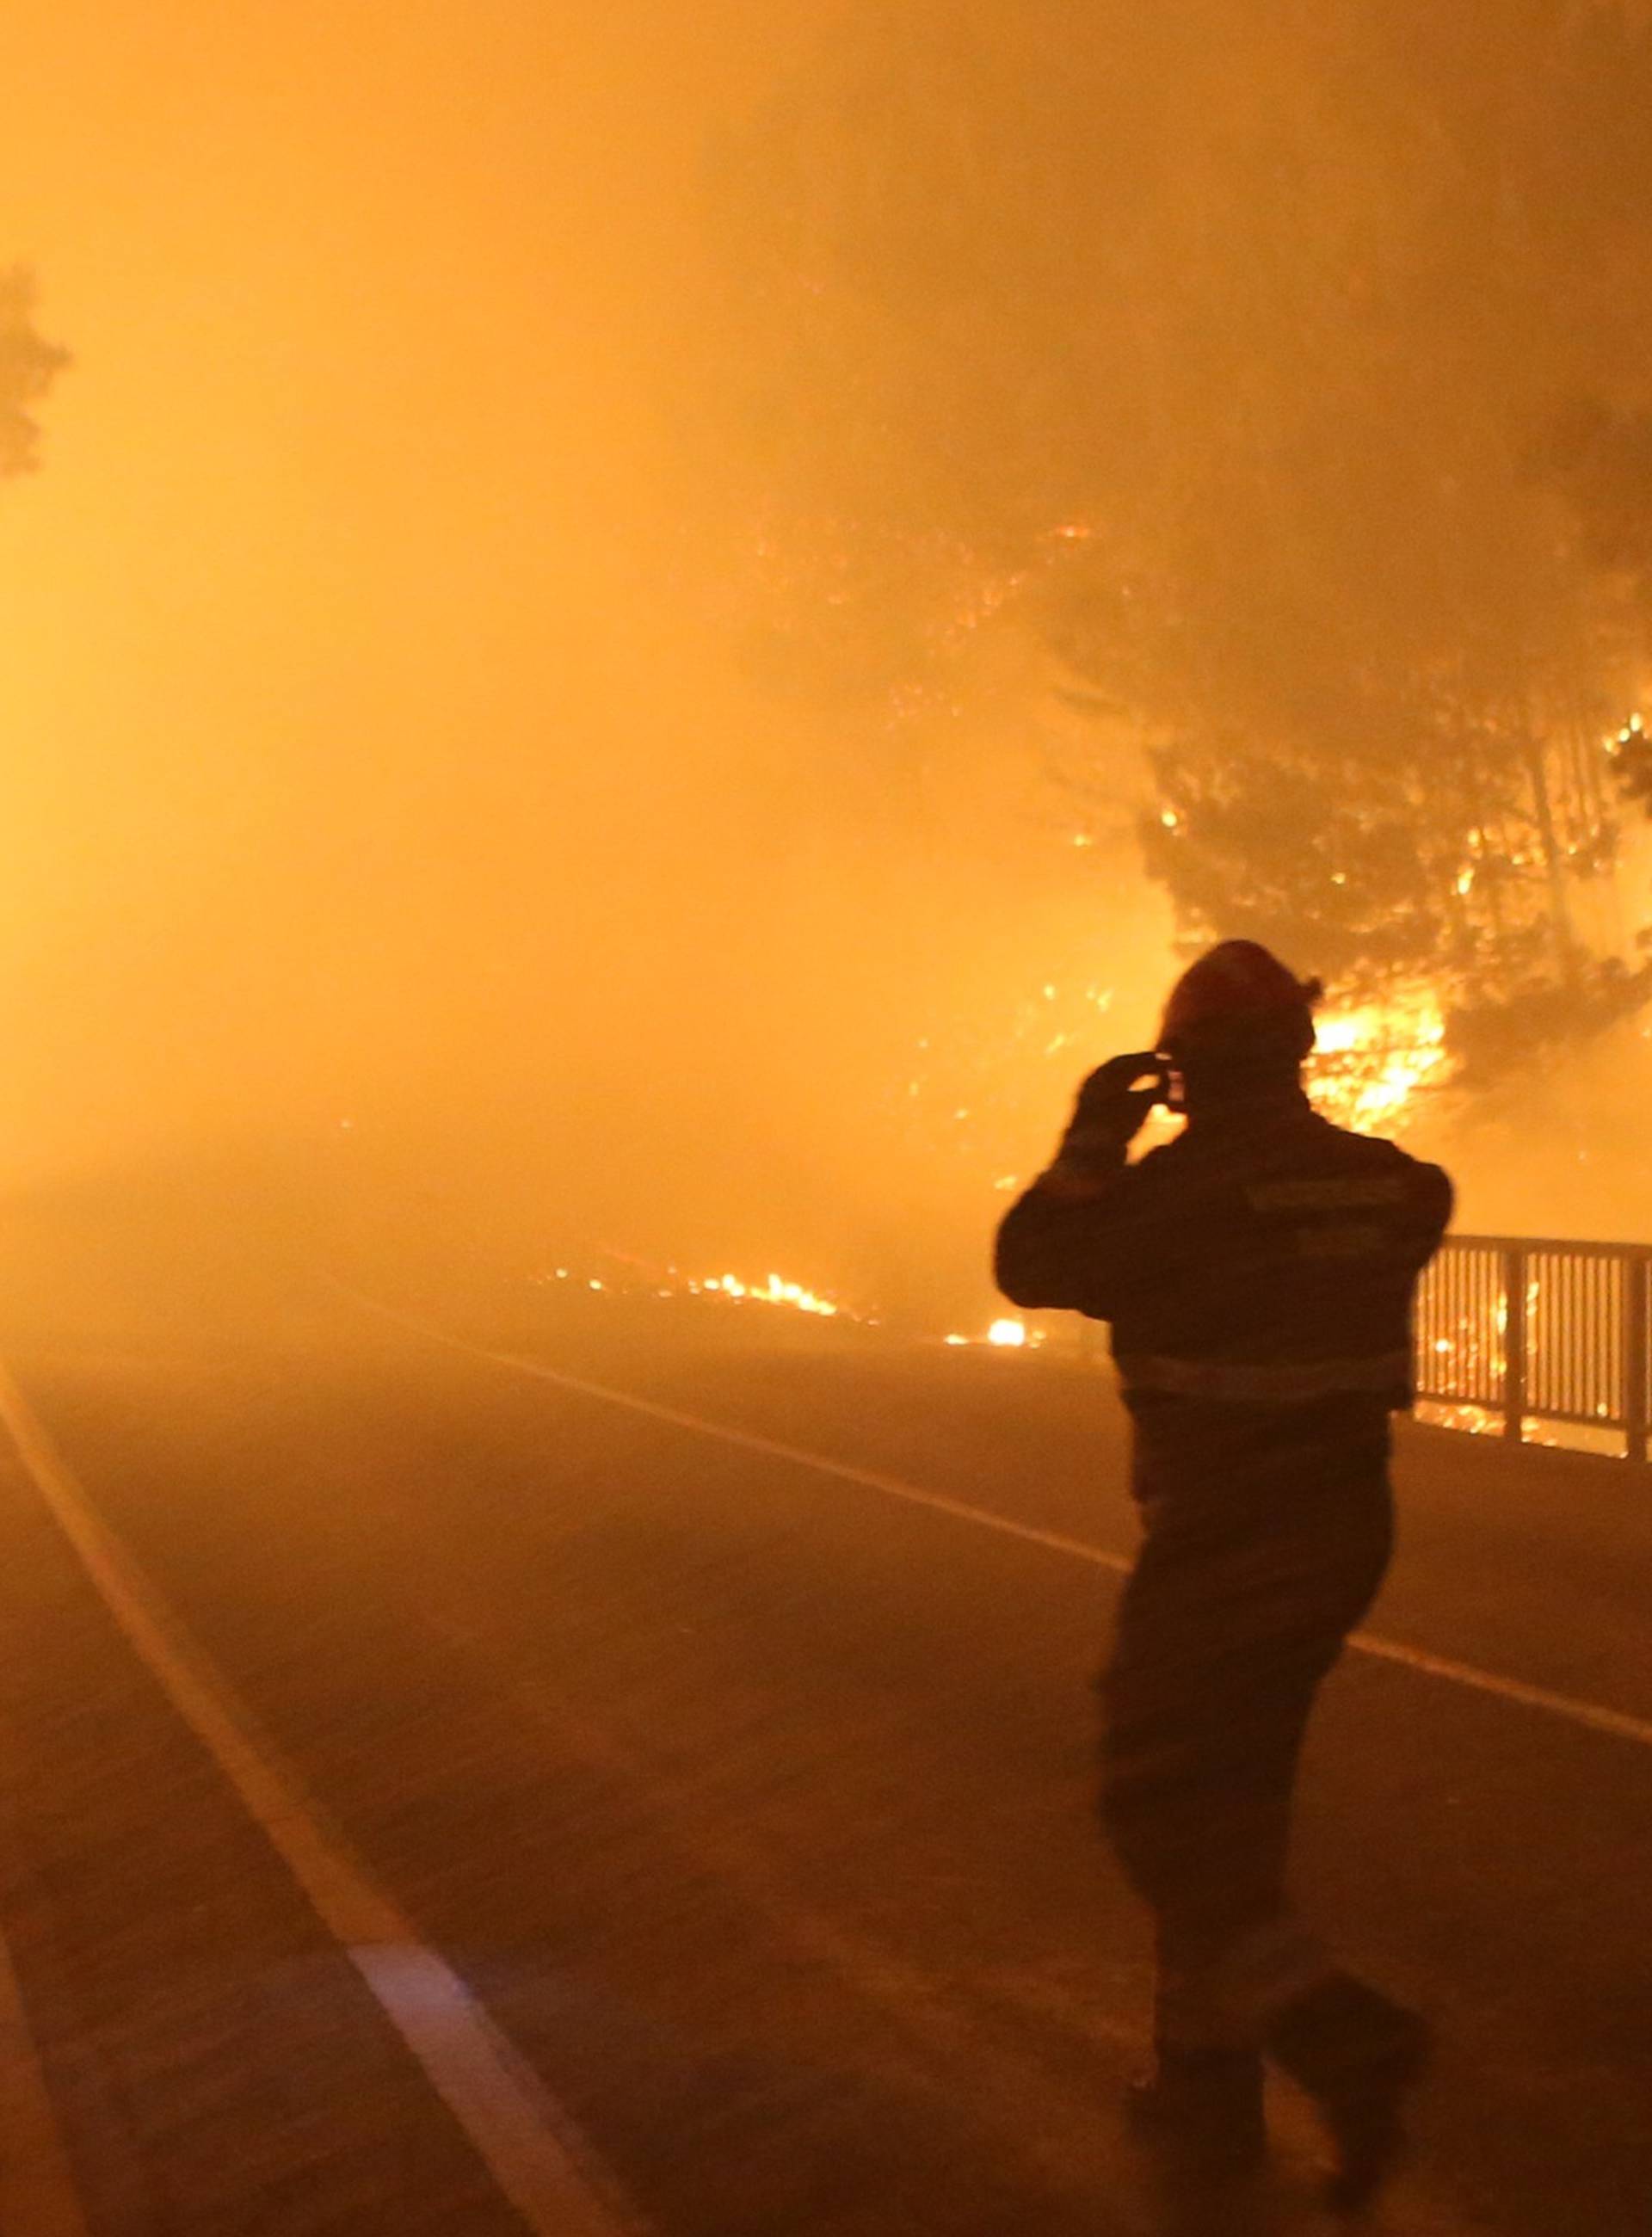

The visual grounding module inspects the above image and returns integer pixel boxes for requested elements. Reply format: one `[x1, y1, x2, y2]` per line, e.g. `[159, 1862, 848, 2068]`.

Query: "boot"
[1265, 1973, 1433, 2212]
[1124, 2044, 1267, 2176]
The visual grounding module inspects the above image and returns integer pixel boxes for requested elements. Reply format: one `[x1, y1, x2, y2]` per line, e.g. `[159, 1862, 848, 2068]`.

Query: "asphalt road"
[1, 1247, 1649, 2236]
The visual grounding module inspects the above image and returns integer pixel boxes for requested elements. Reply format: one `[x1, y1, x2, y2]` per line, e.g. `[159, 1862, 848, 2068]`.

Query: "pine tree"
[0, 270, 67, 478]
[706, 1, 1652, 1095]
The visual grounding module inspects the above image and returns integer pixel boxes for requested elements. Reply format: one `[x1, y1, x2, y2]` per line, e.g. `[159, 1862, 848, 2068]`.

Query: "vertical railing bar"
[1481, 1248, 1492, 1404]
[1504, 1242, 1527, 1442]
[1558, 1254, 1567, 1414]
[1593, 1261, 1612, 1414]
[1585, 1256, 1593, 1420]
[1626, 1250, 1649, 1465]
[1487, 1248, 1495, 1405]
[1575, 1256, 1583, 1416]
[1571, 1254, 1578, 1414]
[1541, 1253, 1552, 1414]
[1533, 1248, 1541, 1434]
[1554, 1254, 1562, 1414]
[1549, 1261, 1567, 1414]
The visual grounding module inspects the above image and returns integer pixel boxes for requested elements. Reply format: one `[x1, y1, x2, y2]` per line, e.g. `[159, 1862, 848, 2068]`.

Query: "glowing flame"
[694, 1273, 841, 1317]
[1308, 987, 1447, 1131]
[540, 1260, 855, 1322]
[944, 1319, 1044, 1351]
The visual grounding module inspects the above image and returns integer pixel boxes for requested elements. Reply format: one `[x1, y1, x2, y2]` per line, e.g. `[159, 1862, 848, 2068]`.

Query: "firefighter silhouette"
[996, 941, 1452, 2209]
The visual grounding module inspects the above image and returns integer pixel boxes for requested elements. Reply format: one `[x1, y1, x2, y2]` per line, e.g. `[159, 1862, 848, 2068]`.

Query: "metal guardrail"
[1414, 1234, 1652, 1461]
[1032, 1231, 1652, 1460]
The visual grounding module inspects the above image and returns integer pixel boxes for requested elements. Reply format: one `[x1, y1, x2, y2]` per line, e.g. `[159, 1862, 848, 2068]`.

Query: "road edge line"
[0, 1360, 645, 2237]
[0, 1907, 89, 2237]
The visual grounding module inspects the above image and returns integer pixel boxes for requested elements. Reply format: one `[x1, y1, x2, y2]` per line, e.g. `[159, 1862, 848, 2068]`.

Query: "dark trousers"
[1099, 1465, 1392, 2049]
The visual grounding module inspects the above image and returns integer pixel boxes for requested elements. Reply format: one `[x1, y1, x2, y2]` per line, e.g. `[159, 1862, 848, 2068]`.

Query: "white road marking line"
[0, 1913, 89, 2237]
[0, 1363, 645, 2237]
[1344, 1632, 1652, 1749]
[354, 1297, 1652, 1757]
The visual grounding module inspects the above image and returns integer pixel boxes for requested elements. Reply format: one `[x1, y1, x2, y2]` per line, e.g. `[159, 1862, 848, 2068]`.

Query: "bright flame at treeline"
[543, 1266, 843, 1317]
[1308, 990, 1449, 1133]
[540, 973, 1456, 1336]
[544, 975, 1450, 1335]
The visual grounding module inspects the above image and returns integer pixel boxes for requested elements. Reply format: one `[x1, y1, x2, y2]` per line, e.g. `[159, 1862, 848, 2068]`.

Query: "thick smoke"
[2, 3, 1651, 1340]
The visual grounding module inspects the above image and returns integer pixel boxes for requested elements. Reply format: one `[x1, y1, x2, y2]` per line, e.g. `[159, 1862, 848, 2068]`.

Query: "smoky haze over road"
[0, 1, 927, 1295]
[0, 0, 1175, 1322]
[8, 4, 1652, 1305]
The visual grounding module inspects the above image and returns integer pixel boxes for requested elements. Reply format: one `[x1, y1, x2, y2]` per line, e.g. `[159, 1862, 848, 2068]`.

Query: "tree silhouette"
[710, 1, 1652, 1090]
[0, 269, 66, 478]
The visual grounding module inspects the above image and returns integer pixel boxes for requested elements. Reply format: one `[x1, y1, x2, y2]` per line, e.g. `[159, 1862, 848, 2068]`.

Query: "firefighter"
[995, 940, 1452, 2209]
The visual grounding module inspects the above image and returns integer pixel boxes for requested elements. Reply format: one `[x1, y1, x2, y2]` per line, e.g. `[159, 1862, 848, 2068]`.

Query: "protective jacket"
[995, 1090, 1452, 1507]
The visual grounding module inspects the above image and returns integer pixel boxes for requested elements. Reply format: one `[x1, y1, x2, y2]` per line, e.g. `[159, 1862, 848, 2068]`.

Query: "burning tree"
[707, 0, 1652, 1109]
[0, 270, 66, 478]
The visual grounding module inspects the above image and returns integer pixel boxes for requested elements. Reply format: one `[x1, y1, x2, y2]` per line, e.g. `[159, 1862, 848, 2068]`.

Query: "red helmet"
[1159, 940, 1321, 1056]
